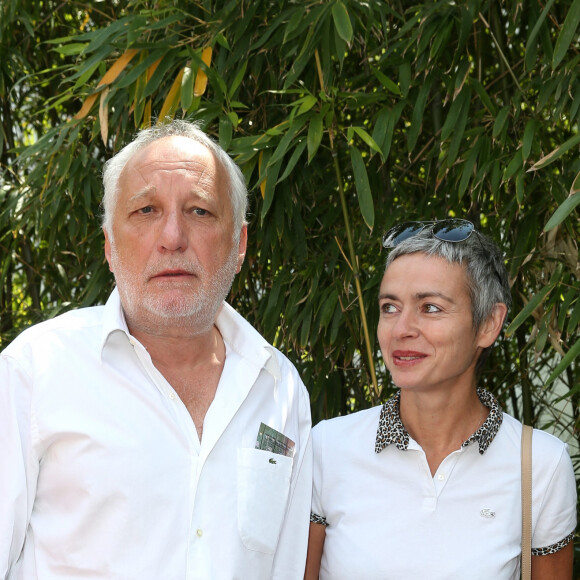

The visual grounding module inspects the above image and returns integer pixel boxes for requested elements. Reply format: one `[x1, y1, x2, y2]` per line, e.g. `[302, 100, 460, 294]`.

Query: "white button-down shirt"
[0, 289, 312, 579]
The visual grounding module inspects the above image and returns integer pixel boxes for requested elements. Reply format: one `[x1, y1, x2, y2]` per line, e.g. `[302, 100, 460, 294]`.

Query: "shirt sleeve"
[0, 354, 39, 577]
[310, 420, 327, 525]
[531, 437, 577, 553]
[270, 366, 313, 580]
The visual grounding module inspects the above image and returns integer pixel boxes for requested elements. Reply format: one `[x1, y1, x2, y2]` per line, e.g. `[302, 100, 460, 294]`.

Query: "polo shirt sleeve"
[532, 437, 577, 553]
[0, 353, 39, 577]
[310, 420, 328, 525]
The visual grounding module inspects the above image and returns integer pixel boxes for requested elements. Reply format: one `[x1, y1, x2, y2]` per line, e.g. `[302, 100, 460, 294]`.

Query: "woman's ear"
[477, 303, 508, 348]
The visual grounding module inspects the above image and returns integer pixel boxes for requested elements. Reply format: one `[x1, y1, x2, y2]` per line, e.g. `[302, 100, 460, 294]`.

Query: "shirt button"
[196, 529, 203, 537]
[437, 473, 445, 481]
[169, 393, 175, 400]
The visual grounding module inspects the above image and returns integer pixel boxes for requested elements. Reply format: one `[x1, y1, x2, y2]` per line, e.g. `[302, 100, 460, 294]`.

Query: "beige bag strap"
[521, 424, 533, 580]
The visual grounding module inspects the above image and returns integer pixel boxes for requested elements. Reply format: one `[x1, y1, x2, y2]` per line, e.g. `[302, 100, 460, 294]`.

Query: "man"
[0, 121, 312, 579]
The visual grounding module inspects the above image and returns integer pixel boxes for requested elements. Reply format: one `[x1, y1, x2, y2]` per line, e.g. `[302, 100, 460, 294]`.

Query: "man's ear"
[236, 224, 248, 273]
[477, 303, 508, 348]
[103, 227, 114, 273]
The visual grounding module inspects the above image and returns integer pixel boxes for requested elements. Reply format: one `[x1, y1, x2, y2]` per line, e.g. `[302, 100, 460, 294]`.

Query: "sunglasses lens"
[382, 222, 425, 248]
[432, 219, 474, 242]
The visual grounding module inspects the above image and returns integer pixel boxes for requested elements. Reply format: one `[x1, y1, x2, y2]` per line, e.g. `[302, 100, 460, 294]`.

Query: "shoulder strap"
[521, 424, 533, 580]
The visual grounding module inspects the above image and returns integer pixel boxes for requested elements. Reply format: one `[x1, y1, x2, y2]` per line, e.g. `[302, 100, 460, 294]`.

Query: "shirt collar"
[100, 287, 130, 357]
[98, 288, 279, 379]
[375, 388, 503, 455]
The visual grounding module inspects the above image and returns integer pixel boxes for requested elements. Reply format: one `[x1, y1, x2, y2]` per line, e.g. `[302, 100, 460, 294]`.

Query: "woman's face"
[377, 252, 495, 395]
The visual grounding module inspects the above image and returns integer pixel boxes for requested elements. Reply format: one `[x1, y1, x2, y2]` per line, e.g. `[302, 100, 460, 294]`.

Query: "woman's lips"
[392, 350, 427, 365]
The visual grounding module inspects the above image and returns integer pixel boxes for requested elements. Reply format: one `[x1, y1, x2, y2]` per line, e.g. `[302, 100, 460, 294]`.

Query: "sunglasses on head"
[382, 219, 475, 249]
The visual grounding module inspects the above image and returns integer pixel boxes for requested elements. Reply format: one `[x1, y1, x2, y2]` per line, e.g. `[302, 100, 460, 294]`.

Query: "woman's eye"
[424, 304, 441, 313]
[380, 303, 396, 314]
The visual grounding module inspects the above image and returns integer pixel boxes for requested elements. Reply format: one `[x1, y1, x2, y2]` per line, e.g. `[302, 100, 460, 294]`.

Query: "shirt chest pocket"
[237, 448, 293, 554]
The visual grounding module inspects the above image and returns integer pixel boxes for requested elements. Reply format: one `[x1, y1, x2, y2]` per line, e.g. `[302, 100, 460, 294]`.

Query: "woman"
[305, 220, 576, 580]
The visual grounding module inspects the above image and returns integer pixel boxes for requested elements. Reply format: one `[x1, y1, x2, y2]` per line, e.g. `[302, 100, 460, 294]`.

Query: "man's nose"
[158, 211, 188, 253]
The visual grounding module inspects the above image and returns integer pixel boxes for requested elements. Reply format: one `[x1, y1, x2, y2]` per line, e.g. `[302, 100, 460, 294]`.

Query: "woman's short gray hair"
[102, 120, 248, 240]
[385, 227, 512, 369]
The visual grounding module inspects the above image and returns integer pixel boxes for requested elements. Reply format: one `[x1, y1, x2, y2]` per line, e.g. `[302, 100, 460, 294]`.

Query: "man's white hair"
[102, 120, 248, 241]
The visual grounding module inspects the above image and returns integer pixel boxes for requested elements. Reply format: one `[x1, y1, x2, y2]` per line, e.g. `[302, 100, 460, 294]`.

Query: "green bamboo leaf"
[373, 102, 405, 160]
[522, 120, 537, 161]
[446, 88, 471, 166]
[545, 336, 580, 386]
[284, 24, 316, 89]
[528, 133, 580, 172]
[569, 296, 580, 333]
[260, 158, 282, 221]
[525, 0, 556, 71]
[181, 66, 194, 112]
[515, 170, 524, 205]
[399, 62, 411, 98]
[471, 79, 496, 116]
[371, 67, 401, 95]
[300, 305, 313, 347]
[297, 95, 317, 116]
[219, 116, 233, 150]
[352, 127, 382, 155]
[284, 8, 305, 43]
[505, 284, 554, 337]
[54, 43, 88, 56]
[503, 150, 523, 182]
[279, 140, 307, 182]
[557, 289, 576, 333]
[492, 106, 510, 139]
[570, 169, 580, 195]
[269, 117, 308, 167]
[535, 319, 549, 355]
[350, 146, 374, 229]
[307, 113, 324, 163]
[441, 87, 470, 141]
[552, 0, 580, 69]
[543, 192, 580, 231]
[228, 61, 248, 100]
[408, 77, 433, 153]
[319, 287, 339, 329]
[458, 140, 480, 199]
[332, 1, 353, 44]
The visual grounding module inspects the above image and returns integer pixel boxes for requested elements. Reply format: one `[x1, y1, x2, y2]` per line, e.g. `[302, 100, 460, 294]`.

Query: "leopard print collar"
[375, 388, 503, 455]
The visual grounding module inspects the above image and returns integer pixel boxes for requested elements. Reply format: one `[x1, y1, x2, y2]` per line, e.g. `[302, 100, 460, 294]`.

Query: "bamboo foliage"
[1, 0, 579, 468]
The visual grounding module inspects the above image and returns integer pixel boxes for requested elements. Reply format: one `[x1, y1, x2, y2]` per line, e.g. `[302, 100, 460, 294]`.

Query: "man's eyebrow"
[128, 185, 156, 203]
[127, 185, 212, 203]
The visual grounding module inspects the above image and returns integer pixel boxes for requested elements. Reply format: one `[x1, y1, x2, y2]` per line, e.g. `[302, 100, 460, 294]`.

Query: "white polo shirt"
[0, 288, 312, 580]
[311, 390, 576, 580]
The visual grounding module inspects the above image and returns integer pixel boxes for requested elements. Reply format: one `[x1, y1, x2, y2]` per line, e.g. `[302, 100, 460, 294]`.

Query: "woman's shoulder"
[312, 406, 382, 448]
[313, 405, 382, 432]
[500, 412, 570, 459]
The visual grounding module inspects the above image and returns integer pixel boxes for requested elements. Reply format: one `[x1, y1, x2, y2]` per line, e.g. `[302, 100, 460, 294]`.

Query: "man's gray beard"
[110, 243, 240, 335]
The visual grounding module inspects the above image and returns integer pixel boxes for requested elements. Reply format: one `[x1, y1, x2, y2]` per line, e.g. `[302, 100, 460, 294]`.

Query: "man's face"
[104, 136, 247, 335]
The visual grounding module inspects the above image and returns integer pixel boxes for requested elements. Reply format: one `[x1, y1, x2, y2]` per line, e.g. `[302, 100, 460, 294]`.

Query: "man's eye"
[193, 208, 209, 216]
[138, 206, 154, 214]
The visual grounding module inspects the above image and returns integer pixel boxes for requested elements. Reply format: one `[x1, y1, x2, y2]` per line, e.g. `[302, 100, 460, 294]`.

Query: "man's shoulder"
[2, 304, 106, 356]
